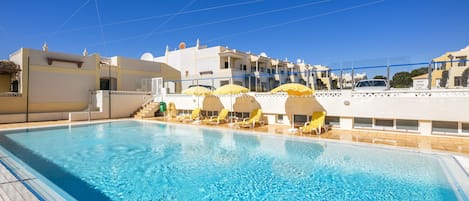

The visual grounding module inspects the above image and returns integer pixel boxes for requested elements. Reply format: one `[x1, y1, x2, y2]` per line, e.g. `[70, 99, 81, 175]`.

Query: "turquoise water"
[0, 121, 460, 200]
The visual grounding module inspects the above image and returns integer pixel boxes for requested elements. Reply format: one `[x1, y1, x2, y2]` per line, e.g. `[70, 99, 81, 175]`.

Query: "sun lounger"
[203, 108, 229, 125]
[238, 109, 263, 128]
[177, 108, 201, 122]
[299, 111, 326, 135]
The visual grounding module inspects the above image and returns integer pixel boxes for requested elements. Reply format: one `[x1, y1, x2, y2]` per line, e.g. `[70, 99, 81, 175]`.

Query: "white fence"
[162, 89, 469, 136]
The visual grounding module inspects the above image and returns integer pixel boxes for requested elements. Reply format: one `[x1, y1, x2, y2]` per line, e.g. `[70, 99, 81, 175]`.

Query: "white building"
[148, 40, 332, 92]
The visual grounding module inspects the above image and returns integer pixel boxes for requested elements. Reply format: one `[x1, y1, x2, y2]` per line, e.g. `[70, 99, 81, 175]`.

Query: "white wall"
[69, 90, 151, 121]
[162, 89, 469, 134]
[413, 79, 428, 89]
[109, 91, 152, 118]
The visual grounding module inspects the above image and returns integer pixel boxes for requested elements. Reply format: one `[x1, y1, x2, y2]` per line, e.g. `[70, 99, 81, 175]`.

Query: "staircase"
[133, 102, 160, 118]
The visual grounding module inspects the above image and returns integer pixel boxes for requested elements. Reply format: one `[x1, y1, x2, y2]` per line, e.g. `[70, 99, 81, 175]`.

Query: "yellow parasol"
[270, 83, 314, 96]
[182, 86, 212, 107]
[213, 84, 249, 122]
[270, 83, 314, 131]
[213, 84, 249, 95]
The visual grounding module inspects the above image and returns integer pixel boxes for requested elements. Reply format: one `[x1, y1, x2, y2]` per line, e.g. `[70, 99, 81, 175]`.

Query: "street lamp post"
[448, 54, 454, 68]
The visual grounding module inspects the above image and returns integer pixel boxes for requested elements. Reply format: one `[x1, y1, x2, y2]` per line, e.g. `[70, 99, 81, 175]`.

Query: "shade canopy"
[213, 84, 248, 95]
[182, 86, 212, 96]
[270, 83, 314, 96]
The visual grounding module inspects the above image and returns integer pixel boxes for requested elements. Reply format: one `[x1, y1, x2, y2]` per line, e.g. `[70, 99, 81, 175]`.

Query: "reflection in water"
[259, 136, 287, 157]
[233, 134, 260, 152]
[202, 130, 223, 148]
[271, 139, 325, 180]
[284, 140, 324, 160]
[205, 129, 240, 166]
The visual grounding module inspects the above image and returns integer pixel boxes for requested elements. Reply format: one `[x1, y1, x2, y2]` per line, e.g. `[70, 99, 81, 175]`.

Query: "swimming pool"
[0, 120, 467, 200]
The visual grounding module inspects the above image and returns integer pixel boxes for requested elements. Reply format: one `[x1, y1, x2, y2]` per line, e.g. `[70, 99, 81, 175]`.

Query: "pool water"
[0, 121, 462, 200]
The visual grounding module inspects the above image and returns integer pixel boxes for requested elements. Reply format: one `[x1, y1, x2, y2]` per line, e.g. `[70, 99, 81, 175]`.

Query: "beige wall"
[0, 48, 181, 116]
[117, 57, 162, 91]
[0, 74, 10, 92]
[26, 49, 99, 112]
[448, 66, 468, 87]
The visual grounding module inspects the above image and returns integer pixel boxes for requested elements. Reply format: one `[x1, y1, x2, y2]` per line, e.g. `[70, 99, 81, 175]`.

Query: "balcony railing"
[0, 92, 22, 97]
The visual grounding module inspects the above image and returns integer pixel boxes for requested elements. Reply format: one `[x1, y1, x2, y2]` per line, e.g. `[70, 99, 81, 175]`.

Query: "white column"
[340, 117, 354, 129]
[419, 120, 432, 135]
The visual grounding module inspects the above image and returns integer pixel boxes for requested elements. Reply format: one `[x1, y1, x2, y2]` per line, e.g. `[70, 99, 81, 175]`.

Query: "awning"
[0, 61, 21, 73]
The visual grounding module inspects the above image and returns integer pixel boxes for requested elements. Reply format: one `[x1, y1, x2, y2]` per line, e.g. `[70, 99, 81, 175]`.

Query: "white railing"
[0, 92, 22, 97]
[109, 91, 151, 95]
[312, 89, 469, 98]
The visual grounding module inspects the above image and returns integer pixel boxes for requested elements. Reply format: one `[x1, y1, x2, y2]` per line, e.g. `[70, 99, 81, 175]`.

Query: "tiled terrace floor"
[1, 118, 468, 155]
[0, 118, 468, 200]
[140, 117, 469, 156]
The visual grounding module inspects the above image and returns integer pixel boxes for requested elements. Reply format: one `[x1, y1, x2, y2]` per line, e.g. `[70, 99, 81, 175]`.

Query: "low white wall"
[68, 111, 108, 121]
[109, 91, 152, 118]
[164, 89, 469, 122]
[316, 90, 469, 122]
[1, 91, 152, 123]
[70, 90, 152, 121]
[162, 89, 469, 135]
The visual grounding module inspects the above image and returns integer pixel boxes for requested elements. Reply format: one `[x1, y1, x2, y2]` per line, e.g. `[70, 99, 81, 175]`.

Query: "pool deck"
[0, 118, 468, 200]
[0, 154, 39, 201]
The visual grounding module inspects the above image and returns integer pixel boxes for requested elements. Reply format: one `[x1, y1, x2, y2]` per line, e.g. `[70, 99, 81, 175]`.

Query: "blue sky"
[1, 0, 469, 73]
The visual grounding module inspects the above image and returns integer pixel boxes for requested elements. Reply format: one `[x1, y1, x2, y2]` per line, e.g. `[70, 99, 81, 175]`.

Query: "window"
[456, 56, 467, 67]
[277, 114, 283, 123]
[454, 76, 462, 86]
[462, 123, 469, 133]
[294, 114, 307, 125]
[321, 71, 327, 78]
[220, 80, 229, 86]
[396, 119, 418, 131]
[243, 65, 247, 71]
[325, 116, 340, 126]
[224, 62, 228, 69]
[375, 119, 394, 128]
[100, 78, 117, 90]
[432, 121, 458, 133]
[441, 62, 447, 70]
[11, 80, 18, 92]
[354, 117, 372, 128]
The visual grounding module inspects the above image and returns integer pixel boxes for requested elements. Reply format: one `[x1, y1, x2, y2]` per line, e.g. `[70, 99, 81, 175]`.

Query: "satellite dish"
[259, 52, 267, 57]
[297, 59, 302, 64]
[179, 42, 186, 49]
[140, 52, 154, 61]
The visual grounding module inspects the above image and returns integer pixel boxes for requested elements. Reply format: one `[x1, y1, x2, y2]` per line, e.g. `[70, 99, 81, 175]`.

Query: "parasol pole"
[230, 93, 233, 123]
[287, 110, 299, 133]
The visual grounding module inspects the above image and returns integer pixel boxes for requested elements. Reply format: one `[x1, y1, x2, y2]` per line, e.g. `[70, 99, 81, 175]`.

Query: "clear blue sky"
[1, 0, 469, 73]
